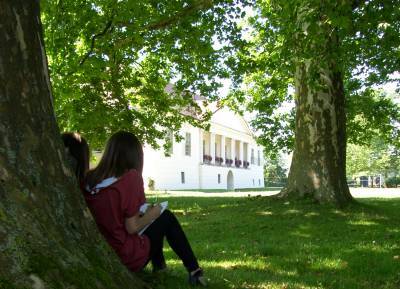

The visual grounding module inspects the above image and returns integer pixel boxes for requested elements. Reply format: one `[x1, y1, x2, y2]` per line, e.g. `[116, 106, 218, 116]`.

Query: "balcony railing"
[203, 154, 212, 164]
[202, 155, 249, 169]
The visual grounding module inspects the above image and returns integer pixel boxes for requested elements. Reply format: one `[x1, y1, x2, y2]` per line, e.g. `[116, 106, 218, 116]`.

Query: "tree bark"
[0, 2, 148, 288]
[279, 5, 354, 206]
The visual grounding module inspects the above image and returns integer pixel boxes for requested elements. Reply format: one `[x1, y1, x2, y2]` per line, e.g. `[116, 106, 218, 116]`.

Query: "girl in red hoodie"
[84, 131, 206, 286]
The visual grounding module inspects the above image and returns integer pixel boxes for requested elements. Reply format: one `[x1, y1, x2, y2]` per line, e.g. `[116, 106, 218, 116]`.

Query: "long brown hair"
[62, 132, 90, 182]
[86, 131, 143, 188]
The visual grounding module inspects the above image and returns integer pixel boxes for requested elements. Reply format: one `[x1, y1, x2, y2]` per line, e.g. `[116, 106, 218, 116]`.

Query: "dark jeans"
[143, 209, 199, 272]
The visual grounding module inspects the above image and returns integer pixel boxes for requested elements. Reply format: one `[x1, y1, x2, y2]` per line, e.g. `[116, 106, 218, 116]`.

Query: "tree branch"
[351, 0, 365, 10]
[144, 0, 214, 31]
[79, 20, 113, 66]
[78, 0, 214, 66]
[114, 0, 214, 49]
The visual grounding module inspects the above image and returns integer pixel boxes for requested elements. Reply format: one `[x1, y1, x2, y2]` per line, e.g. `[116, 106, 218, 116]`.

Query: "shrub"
[148, 178, 155, 191]
[385, 176, 400, 188]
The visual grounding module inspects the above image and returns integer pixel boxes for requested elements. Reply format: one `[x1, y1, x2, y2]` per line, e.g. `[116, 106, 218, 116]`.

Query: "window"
[181, 172, 185, 184]
[253, 179, 255, 186]
[257, 150, 261, 166]
[185, 132, 191, 156]
[251, 149, 255, 164]
[165, 130, 173, 157]
[218, 174, 221, 184]
[258, 179, 261, 186]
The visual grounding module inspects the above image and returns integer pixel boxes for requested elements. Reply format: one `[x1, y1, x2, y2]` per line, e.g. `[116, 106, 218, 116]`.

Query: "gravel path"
[349, 188, 400, 198]
[152, 188, 400, 198]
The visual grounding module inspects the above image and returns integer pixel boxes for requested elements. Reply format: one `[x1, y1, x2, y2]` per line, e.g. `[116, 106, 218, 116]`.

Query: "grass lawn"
[139, 195, 400, 289]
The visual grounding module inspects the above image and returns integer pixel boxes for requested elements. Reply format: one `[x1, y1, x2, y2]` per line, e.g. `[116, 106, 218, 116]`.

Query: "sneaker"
[188, 268, 207, 286]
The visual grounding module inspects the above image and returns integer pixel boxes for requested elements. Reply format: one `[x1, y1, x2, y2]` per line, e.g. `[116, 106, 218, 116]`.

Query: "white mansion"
[142, 104, 265, 190]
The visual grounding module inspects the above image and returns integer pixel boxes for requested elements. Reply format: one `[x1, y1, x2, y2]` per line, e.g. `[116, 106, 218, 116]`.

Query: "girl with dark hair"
[84, 131, 206, 286]
[62, 132, 90, 183]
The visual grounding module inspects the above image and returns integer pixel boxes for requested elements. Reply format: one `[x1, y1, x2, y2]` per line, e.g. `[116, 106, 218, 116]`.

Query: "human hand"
[147, 204, 161, 219]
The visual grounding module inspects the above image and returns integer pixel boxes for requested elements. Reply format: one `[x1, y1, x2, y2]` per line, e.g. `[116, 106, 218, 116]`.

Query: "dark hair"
[86, 131, 143, 188]
[62, 132, 90, 182]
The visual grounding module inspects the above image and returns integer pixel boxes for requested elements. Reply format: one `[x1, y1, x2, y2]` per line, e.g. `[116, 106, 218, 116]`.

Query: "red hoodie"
[84, 169, 150, 271]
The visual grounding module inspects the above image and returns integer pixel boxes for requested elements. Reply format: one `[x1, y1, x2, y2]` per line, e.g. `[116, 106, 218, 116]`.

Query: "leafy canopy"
[41, 0, 248, 149]
[42, 0, 400, 153]
[233, 0, 400, 156]
[346, 136, 400, 178]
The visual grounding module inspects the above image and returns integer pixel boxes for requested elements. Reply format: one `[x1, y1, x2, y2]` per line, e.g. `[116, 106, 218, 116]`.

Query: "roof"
[165, 83, 255, 136]
[209, 105, 254, 137]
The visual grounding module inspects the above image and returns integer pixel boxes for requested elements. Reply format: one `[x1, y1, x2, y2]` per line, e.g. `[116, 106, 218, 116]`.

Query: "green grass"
[140, 196, 400, 289]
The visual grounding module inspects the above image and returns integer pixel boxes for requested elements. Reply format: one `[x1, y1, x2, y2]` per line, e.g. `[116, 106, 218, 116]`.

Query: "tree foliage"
[41, 0, 248, 149]
[347, 89, 400, 147]
[235, 0, 400, 157]
[264, 154, 288, 186]
[347, 137, 400, 179]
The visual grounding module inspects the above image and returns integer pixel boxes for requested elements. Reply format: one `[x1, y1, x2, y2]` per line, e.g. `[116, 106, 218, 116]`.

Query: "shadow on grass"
[144, 195, 400, 289]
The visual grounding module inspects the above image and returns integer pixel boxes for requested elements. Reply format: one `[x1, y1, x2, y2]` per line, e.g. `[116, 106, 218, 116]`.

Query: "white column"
[246, 143, 249, 163]
[243, 143, 248, 167]
[210, 132, 216, 164]
[199, 129, 203, 163]
[239, 141, 243, 167]
[231, 138, 235, 161]
[221, 136, 226, 165]
[198, 128, 203, 188]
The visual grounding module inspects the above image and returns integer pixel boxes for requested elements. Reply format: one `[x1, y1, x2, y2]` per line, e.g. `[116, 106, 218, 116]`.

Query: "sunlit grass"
[347, 220, 379, 226]
[140, 196, 400, 289]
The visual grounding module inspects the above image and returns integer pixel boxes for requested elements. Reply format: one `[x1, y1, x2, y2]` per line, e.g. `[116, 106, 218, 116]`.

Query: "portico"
[201, 131, 252, 169]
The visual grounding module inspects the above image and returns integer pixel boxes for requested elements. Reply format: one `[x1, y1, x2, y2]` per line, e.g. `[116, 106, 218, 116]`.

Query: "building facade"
[142, 106, 265, 190]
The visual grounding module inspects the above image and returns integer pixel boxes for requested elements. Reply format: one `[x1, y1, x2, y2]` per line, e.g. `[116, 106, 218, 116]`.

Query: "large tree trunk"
[280, 4, 354, 206]
[0, 2, 148, 288]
